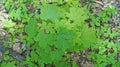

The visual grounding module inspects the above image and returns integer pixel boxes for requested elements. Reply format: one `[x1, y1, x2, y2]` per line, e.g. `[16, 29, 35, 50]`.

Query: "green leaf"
[74, 25, 97, 50]
[1, 62, 16, 67]
[80, 25, 97, 46]
[72, 61, 78, 67]
[35, 30, 56, 45]
[39, 22, 55, 33]
[51, 50, 63, 62]
[9, 28, 15, 33]
[55, 38, 72, 51]
[4, 55, 10, 60]
[55, 28, 76, 51]
[59, 28, 76, 40]
[40, 4, 62, 22]
[4, 51, 9, 55]
[9, 8, 22, 20]
[25, 18, 37, 38]
[30, 51, 39, 62]
[3, 20, 15, 28]
[67, 6, 88, 22]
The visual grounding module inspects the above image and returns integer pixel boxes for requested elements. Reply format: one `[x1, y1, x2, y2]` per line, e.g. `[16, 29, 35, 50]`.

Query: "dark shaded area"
[0, 42, 25, 62]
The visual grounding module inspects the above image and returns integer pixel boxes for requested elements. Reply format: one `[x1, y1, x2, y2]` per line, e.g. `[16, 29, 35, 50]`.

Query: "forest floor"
[76, 0, 120, 67]
[0, 0, 120, 67]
